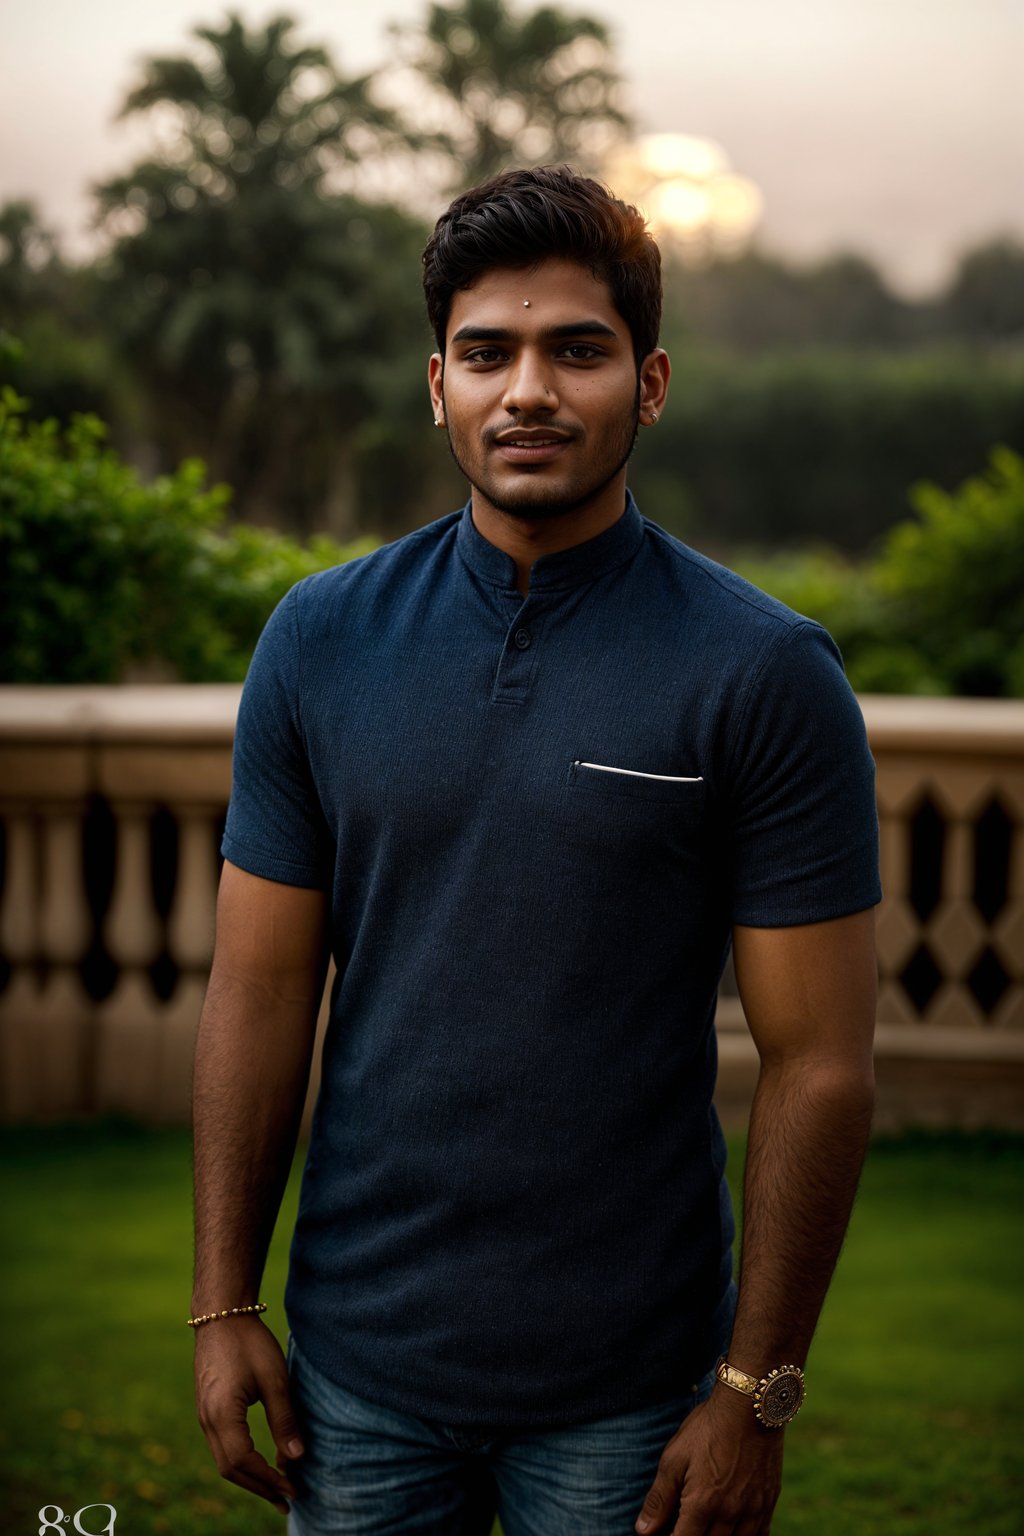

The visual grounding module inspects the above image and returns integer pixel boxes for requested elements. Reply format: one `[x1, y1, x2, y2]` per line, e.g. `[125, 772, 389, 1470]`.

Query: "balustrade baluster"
[0, 804, 43, 1116]
[32, 805, 94, 1113]
[156, 805, 221, 1122]
[96, 801, 165, 1117]
[0, 804, 38, 964]
[167, 806, 218, 969]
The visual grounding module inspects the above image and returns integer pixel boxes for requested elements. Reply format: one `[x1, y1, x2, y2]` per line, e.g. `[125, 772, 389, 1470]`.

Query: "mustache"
[482, 419, 582, 446]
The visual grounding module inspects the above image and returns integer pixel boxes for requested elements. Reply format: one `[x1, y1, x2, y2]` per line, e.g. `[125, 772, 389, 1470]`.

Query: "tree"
[0, 201, 134, 429]
[93, 12, 432, 537]
[391, 0, 631, 191]
[0, 201, 61, 315]
[662, 248, 913, 354]
[103, 11, 396, 200]
[939, 238, 1024, 346]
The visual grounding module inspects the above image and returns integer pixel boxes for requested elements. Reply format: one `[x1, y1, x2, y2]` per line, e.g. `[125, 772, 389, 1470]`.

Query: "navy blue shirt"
[223, 496, 880, 1429]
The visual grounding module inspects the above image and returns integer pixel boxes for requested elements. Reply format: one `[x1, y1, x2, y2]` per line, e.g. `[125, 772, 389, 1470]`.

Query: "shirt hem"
[731, 885, 882, 928]
[221, 835, 329, 891]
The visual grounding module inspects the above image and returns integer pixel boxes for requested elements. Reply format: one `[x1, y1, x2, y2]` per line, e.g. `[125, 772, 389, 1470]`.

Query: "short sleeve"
[726, 622, 881, 926]
[221, 585, 333, 889]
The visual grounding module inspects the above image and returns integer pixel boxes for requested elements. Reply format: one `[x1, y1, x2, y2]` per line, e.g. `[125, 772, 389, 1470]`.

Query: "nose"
[501, 349, 558, 417]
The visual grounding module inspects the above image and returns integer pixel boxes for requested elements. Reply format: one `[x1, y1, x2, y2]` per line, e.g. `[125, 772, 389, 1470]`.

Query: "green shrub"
[728, 545, 878, 654]
[5, 383, 1021, 698]
[0, 389, 373, 682]
[735, 446, 1024, 698]
[873, 445, 1024, 697]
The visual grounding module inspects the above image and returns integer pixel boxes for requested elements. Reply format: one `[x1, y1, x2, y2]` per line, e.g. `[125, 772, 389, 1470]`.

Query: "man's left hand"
[634, 1387, 784, 1535]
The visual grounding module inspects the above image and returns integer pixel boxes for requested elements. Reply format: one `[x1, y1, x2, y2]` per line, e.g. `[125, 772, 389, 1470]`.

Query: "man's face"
[428, 259, 647, 523]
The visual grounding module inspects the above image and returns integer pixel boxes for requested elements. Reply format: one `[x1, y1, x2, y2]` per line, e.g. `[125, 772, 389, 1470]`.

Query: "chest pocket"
[567, 758, 704, 804]
[561, 758, 708, 870]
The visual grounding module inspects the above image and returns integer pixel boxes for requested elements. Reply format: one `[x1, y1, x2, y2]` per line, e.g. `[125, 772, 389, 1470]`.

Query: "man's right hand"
[194, 1317, 305, 1515]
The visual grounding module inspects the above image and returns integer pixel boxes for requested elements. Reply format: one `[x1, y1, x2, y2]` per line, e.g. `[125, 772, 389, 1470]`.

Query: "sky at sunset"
[1, 0, 1022, 293]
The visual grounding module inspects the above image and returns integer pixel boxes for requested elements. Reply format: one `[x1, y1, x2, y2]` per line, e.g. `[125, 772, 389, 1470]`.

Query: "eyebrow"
[449, 320, 620, 345]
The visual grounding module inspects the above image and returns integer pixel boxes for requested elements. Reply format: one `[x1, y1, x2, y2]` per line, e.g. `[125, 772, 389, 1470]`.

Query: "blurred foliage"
[4, 373, 1020, 697]
[735, 446, 1024, 698]
[633, 344, 1024, 552]
[663, 250, 914, 353]
[939, 238, 1024, 346]
[389, 0, 629, 189]
[0, 200, 61, 311]
[104, 11, 400, 194]
[0, 389, 370, 683]
[0, 7, 1022, 555]
[0, 203, 134, 429]
[874, 445, 1024, 697]
[729, 545, 891, 678]
[89, 12, 437, 540]
[1, 311, 136, 432]
[73, 3, 631, 538]
[661, 240, 1024, 353]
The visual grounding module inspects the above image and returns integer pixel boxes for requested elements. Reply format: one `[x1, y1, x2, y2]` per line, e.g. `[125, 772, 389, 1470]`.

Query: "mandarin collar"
[456, 492, 644, 593]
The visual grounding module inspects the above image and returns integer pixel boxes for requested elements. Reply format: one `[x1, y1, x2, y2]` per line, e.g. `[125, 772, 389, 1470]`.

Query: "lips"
[500, 436, 564, 447]
[493, 427, 572, 464]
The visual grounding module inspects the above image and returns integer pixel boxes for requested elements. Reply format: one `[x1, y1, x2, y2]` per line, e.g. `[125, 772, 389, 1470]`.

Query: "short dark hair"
[422, 165, 662, 365]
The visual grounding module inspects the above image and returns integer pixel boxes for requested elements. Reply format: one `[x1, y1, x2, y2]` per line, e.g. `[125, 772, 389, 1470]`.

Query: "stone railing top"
[857, 694, 1024, 754]
[0, 685, 242, 744]
[1, 686, 1023, 752]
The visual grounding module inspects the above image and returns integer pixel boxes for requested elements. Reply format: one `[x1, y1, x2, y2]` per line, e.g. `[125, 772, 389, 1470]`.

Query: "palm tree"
[392, 0, 632, 191]
[93, 13, 428, 537]
[101, 11, 395, 203]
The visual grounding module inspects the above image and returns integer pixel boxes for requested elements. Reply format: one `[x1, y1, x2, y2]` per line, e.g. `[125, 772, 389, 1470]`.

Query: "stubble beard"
[441, 386, 641, 522]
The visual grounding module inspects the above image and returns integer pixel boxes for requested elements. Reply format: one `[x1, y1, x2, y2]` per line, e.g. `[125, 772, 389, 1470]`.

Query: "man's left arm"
[636, 908, 877, 1536]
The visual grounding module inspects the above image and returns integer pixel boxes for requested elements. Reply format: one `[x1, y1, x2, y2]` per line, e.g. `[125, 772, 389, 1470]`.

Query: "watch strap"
[715, 1358, 759, 1396]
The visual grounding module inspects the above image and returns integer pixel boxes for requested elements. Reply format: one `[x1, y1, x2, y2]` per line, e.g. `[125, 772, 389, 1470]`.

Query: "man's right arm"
[192, 860, 329, 1514]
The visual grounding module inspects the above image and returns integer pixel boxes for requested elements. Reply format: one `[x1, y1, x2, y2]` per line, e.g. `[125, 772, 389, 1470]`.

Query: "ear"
[638, 348, 670, 426]
[428, 353, 445, 426]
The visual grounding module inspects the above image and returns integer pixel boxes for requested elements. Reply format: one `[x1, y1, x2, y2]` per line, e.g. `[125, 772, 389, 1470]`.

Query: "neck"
[470, 481, 628, 597]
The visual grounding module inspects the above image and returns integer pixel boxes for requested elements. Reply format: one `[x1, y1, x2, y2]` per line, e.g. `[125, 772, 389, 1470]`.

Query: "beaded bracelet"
[187, 1302, 267, 1329]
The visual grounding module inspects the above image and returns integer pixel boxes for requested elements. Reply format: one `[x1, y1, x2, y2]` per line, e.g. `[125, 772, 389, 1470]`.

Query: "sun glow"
[604, 133, 763, 262]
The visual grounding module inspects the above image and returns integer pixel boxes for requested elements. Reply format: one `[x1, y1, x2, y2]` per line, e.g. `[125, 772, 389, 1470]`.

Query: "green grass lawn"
[1, 1123, 1020, 1535]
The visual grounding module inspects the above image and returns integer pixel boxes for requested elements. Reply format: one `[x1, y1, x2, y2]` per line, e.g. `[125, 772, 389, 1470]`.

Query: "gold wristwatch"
[715, 1357, 806, 1428]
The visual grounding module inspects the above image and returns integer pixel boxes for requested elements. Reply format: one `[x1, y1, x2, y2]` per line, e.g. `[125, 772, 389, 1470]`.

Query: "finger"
[218, 1443, 296, 1510]
[703, 1520, 738, 1536]
[206, 1420, 298, 1507]
[223, 1462, 290, 1515]
[675, 1498, 771, 1536]
[262, 1367, 305, 1464]
[670, 1493, 737, 1536]
[635, 1461, 683, 1533]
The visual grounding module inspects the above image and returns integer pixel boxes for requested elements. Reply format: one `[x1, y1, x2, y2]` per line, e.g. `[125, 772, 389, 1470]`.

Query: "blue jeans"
[286, 1340, 714, 1535]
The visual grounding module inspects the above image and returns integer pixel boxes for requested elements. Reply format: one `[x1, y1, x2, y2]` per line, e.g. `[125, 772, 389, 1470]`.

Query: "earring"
[649, 411, 658, 423]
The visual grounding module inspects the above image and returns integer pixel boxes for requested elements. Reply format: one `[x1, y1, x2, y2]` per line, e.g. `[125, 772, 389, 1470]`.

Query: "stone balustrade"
[1, 687, 1022, 1128]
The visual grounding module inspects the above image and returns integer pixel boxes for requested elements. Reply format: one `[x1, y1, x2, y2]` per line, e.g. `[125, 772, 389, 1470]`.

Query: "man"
[192, 166, 879, 1536]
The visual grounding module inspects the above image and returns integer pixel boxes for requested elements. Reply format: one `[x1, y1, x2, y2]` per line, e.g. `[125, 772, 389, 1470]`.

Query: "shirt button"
[514, 628, 532, 650]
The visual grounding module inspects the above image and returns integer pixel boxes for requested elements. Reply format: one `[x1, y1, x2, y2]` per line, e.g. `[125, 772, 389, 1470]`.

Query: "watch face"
[754, 1367, 806, 1427]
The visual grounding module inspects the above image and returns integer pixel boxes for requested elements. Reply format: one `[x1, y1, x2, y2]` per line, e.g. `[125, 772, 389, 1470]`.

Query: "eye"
[464, 347, 506, 365]
[559, 343, 603, 361]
